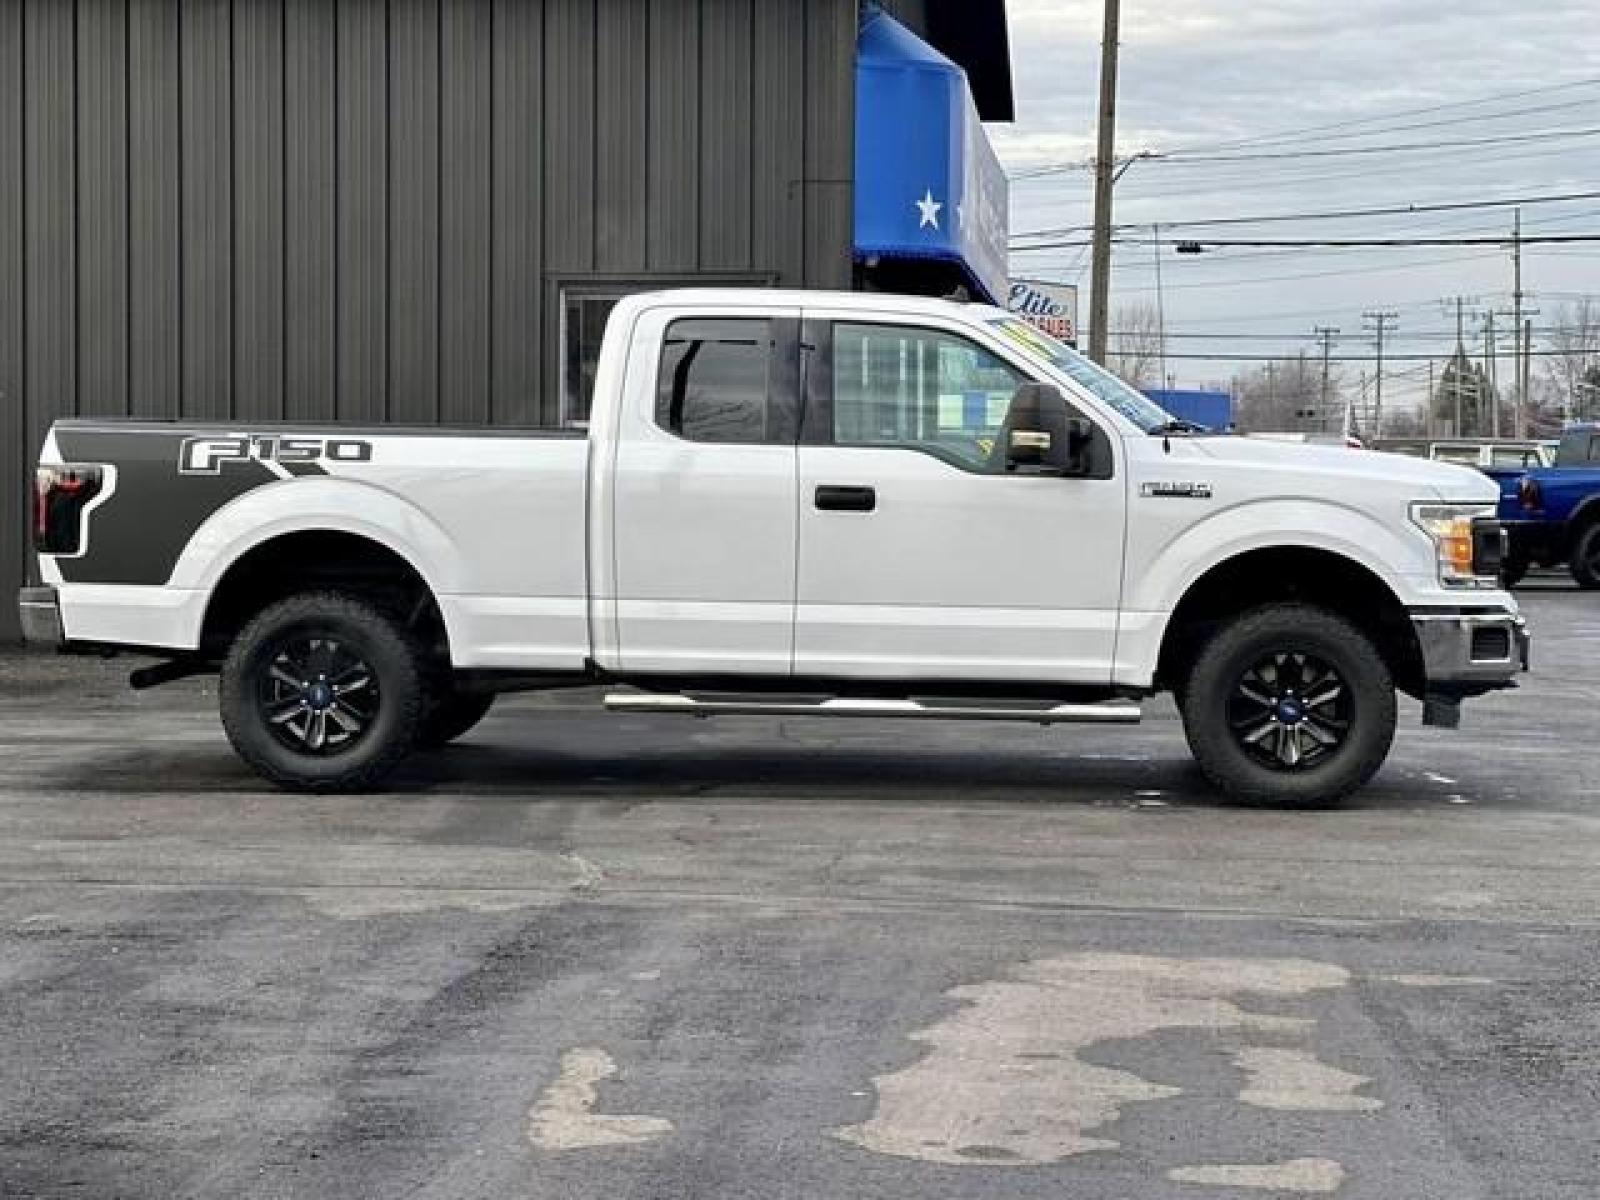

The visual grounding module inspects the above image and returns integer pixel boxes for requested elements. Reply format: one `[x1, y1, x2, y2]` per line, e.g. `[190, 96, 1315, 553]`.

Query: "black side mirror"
[1003, 383, 1094, 476]
[1062, 416, 1094, 476]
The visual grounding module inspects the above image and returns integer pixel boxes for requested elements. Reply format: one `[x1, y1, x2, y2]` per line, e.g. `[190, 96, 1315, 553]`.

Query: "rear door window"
[655, 319, 796, 445]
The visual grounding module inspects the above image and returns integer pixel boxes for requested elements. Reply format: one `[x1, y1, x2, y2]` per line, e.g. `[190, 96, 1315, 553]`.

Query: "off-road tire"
[220, 591, 428, 792]
[417, 690, 496, 748]
[1569, 522, 1600, 590]
[1179, 604, 1397, 808]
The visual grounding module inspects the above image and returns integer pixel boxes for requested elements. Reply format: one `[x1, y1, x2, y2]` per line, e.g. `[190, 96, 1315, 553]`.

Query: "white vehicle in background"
[22, 290, 1527, 805]
[1374, 438, 1556, 473]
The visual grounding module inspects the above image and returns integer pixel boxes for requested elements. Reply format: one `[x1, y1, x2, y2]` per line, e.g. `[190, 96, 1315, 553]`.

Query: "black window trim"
[802, 316, 1115, 480]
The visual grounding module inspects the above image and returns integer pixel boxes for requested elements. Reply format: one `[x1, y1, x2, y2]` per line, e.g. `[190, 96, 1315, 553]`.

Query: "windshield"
[986, 317, 1178, 433]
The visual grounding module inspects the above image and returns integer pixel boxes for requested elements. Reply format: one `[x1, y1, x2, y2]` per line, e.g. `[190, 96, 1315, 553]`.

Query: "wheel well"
[200, 531, 449, 664]
[1157, 547, 1424, 698]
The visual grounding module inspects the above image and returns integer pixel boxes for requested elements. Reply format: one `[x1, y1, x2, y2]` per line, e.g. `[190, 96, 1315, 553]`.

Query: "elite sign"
[1007, 280, 1079, 346]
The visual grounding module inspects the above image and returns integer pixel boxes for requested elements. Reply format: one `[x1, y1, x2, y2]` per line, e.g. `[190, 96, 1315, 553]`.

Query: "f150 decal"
[55, 427, 363, 587]
[179, 435, 374, 475]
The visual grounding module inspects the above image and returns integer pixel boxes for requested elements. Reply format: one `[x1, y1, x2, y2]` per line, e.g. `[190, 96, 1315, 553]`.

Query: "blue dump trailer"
[1143, 388, 1234, 432]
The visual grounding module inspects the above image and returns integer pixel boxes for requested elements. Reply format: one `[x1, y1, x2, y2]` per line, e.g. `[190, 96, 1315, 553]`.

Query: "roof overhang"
[921, 0, 1014, 122]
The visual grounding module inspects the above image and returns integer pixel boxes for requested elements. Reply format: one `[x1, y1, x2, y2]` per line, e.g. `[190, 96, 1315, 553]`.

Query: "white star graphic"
[916, 189, 942, 230]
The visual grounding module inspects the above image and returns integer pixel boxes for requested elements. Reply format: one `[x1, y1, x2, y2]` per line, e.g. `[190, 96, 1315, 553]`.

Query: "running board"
[603, 693, 1142, 725]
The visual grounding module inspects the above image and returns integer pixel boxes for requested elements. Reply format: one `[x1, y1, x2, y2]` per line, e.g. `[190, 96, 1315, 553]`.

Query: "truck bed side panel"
[42, 422, 591, 669]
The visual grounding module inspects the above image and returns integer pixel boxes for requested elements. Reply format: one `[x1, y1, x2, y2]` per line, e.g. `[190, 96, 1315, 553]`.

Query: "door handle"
[815, 485, 876, 512]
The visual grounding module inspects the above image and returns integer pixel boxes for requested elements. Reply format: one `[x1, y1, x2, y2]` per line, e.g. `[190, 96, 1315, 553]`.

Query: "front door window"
[832, 323, 1028, 472]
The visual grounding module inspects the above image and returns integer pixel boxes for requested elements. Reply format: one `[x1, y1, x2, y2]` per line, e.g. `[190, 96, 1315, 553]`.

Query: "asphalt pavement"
[1, 582, 1598, 1199]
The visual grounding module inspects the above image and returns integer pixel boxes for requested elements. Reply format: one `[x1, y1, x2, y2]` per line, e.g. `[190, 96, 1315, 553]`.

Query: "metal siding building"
[0, 0, 1006, 640]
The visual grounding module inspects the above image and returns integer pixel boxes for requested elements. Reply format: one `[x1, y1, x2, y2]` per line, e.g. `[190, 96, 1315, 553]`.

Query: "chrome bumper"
[1412, 607, 1530, 688]
[17, 586, 64, 648]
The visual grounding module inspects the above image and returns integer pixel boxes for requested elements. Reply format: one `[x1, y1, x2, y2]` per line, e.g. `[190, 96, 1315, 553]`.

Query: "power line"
[1146, 349, 1587, 362]
[1012, 125, 1600, 179]
[1106, 327, 1594, 340]
[1149, 77, 1600, 157]
[1008, 189, 1600, 242]
[1015, 233, 1600, 251]
[1103, 251, 1506, 293]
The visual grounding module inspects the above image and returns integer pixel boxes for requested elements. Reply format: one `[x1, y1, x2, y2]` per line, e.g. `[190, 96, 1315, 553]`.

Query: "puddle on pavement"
[835, 952, 1374, 1167]
[527, 1046, 673, 1151]
[1168, 1158, 1346, 1193]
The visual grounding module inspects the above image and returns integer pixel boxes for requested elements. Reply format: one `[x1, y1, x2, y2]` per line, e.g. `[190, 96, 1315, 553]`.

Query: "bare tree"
[1542, 299, 1600, 421]
[1233, 354, 1326, 433]
[1108, 302, 1164, 390]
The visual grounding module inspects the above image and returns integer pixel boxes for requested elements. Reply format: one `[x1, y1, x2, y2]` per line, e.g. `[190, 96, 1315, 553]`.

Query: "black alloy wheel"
[1178, 604, 1396, 807]
[1227, 652, 1352, 772]
[259, 634, 380, 755]
[220, 591, 428, 792]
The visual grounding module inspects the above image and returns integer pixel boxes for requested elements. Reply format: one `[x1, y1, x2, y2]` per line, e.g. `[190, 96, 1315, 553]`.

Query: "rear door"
[792, 313, 1126, 682]
[610, 307, 802, 673]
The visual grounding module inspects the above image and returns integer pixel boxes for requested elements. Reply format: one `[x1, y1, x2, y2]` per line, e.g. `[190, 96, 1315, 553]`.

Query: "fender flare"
[1129, 498, 1421, 619]
[168, 477, 467, 648]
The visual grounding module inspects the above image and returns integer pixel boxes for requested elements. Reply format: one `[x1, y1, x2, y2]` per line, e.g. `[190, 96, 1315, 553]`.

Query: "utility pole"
[1428, 360, 1436, 435]
[1523, 318, 1534, 433]
[1363, 310, 1398, 440]
[1313, 326, 1339, 432]
[1152, 223, 1168, 393]
[1086, 0, 1122, 365]
[1482, 311, 1498, 436]
[1511, 208, 1524, 437]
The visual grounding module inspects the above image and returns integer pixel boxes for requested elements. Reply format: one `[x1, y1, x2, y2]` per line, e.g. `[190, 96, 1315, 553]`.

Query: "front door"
[795, 317, 1126, 682]
[611, 311, 801, 673]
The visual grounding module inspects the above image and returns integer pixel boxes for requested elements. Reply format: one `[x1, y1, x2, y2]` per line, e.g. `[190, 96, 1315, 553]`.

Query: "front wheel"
[1569, 523, 1600, 590]
[1178, 605, 1397, 807]
[220, 591, 429, 792]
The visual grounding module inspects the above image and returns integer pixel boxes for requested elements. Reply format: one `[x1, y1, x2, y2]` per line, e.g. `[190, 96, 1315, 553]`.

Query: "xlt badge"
[1141, 481, 1214, 499]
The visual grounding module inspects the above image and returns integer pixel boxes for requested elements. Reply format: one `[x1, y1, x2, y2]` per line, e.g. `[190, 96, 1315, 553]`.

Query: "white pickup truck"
[22, 289, 1527, 804]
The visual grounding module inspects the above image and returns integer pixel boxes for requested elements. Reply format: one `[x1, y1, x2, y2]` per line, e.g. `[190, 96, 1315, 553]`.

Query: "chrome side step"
[603, 692, 1142, 725]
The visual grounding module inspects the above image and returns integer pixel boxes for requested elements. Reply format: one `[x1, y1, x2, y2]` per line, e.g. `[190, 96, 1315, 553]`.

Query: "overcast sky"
[992, 0, 1600, 413]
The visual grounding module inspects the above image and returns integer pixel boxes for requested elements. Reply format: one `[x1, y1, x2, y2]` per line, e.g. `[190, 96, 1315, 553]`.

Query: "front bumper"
[1412, 607, 1530, 690]
[17, 586, 64, 648]
[1499, 518, 1564, 563]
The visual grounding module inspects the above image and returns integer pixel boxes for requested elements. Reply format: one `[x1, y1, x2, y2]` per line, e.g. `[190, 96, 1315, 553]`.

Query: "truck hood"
[1181, 436, 1498, 504]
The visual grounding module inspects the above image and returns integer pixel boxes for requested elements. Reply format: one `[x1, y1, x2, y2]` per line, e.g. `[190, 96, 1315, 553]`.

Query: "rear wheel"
[220, 591, 428, 792]
[418, 690, 496, 748]
[1178, 605, 1397, 807]
[1569, 523, 1600, 589]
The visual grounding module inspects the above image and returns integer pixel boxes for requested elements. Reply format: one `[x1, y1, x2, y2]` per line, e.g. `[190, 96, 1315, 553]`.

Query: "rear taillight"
[32, 464, 105, 555]
[1518, 476, 1542, 512]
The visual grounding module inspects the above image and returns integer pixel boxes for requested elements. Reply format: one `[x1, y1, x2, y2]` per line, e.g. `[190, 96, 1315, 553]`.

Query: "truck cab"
[1496, 423, 1600, 587]
[22, 290, 1527, 805]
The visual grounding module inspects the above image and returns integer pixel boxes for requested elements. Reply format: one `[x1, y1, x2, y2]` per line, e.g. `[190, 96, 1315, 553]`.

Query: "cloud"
[993, 0, 1600, 399]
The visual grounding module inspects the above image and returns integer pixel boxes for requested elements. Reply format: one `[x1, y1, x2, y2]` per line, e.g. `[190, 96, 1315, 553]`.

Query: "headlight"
[1410, 502, 1497, 587]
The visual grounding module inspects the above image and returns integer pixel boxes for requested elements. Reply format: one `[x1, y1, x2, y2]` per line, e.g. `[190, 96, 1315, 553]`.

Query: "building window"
[560, 287, 630, 427]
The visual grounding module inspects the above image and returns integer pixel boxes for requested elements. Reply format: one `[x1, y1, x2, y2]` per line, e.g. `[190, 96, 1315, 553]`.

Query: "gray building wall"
[0, 0, 860, 640]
